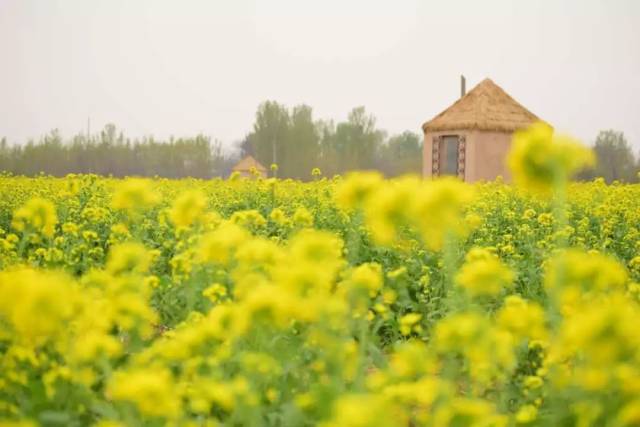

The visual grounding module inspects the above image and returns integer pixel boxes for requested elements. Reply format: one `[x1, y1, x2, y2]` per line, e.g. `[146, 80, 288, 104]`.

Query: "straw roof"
[232, 155, 267, 172]
[422, 78, 545, 133]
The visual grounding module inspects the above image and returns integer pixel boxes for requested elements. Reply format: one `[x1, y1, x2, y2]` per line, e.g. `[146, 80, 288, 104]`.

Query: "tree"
[237, 135, 253, 158]
[0, 138, 8, 173]
[317, 119, 339, 177]
[286, 105, 320, 179]
[0, 127, 232, 178]
[378, 131, 422, 177]
[246, 102, 323, 179]
[248, 101, 290, 175]
[329, 106, 385, 173]
[0, 102, 424, 180]
[592, 130, 636, 183]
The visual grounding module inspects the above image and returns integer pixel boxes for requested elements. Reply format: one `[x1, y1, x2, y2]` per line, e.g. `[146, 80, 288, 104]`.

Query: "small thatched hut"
[232, 155, 267, 178]
[422, 78, 544, 182]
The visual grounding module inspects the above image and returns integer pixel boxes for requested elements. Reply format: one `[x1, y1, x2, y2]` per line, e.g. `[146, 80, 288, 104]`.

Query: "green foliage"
[579, 129, 639, 183]
[1, 103, 426, 180]
[246, 101, 405, 179]
[0, 124, 232, 178]
[1, 174, 640, 426]
[377, 131, 423, 177]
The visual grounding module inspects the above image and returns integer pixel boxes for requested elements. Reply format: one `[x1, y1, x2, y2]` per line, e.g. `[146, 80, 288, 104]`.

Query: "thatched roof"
[422, 78, 545, 133]
[232, 155, 267, 172]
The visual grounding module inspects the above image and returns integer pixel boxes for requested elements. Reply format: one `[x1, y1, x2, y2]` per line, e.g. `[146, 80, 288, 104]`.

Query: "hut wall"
[467, 131, 512, 182]
[423, 129, 514, 182]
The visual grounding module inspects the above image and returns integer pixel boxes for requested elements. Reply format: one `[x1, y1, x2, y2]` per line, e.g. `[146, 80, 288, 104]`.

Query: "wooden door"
[439, 135, 459, 176]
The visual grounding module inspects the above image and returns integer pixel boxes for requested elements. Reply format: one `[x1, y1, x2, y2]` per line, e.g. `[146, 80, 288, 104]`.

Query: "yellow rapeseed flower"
[508, 122, 594, 192]
[456, 252, 514, 297]
[111, 178, 160, 211]
[11, 198, 58, 238]
[335, 171, 384, 210]
[411, 177, 475, 251]
[0, 268, 79, 345]
[107, 367, 180, 419]
[106, 242, 152, 276]
[169, 189, 208, 229]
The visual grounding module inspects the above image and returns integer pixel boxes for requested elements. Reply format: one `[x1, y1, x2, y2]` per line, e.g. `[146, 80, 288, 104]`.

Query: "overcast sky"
[1, 0, 639, 151]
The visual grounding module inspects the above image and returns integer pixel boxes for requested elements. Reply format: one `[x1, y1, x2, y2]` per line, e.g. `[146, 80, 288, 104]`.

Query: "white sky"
[1, 0, 639, 151]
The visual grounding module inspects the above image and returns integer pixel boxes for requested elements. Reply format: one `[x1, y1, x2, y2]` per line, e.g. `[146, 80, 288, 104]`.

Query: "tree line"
[241, 102, 421, 179]
[0, 102, 637, 182]
[0, 124, 230, 179]
[577, 130, 640, 183]
[0, 102, 422, 180]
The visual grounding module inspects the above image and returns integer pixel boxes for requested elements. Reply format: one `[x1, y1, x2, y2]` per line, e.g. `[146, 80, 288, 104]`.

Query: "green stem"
[355, 317, 369, 391]
[552, 173, 568, 249]
[442, 231, 459, 313]
[549, 172, 568, 323]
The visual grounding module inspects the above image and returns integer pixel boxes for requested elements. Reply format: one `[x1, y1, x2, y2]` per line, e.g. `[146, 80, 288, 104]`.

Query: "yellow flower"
[234, 237, 283, 268]
[61, 222, 78, 236]
[557, 293, 640, 368]
[345, 263, 383, 298]
[362, 177, 417, 245]
[169, 189, 208, 229]
[320, 394, 405, 427]
[387, 340, 438, 378]
[202, 283, 228, 303]
[537, 212, 553, 226]
[93, 421, 126, 427]
[434, 398, 506, 427]
[143, 275, 160, 289]
[198, 222, 249, 265]
[544, 249, 627, 293]
[111, 178, 159, 211]
[523, 375, 544, 390]
[108, 367, 180, 419]
[629, 256, 640, 274]
[434, 312, 516, 384]
[335, 171, 384, 210]
[269, 207, 288, 226]
[508, 122, 594, 192]
[515, 404, 538, 424]
[230, 209, 266, 229]
[496, 295, 547, 341]
[11, 198, 58, 238]
[0, 268, 79, 345]
[292, 207, 314, 228]
[411, 177, 475, 251]
[399, 313, 422, 336]
[106, 242, 152, 276]
[456, 252, 514, 297]
[71, 330, 122, 362]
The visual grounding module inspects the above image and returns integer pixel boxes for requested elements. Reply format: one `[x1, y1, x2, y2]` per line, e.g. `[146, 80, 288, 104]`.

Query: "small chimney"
[460, 75, 466, 98]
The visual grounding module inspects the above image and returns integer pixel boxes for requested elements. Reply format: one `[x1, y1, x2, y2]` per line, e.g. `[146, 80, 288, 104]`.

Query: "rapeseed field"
[1, 124, 640, 426]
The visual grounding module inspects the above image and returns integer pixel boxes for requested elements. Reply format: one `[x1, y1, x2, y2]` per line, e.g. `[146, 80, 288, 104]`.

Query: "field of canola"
[1, 124, 640, 426]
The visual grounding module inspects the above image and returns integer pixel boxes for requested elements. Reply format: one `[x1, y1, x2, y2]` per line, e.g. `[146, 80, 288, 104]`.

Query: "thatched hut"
[422, 78, 544, 182]
[232, 155, 267, 178]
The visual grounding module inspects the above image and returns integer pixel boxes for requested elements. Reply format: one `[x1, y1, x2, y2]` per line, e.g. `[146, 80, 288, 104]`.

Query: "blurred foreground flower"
[11, 198, 58, 238]
[508, 122, 594, 192]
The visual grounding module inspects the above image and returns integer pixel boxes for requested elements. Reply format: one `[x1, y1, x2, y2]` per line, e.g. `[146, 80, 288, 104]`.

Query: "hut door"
[439, 136, 459, 176]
